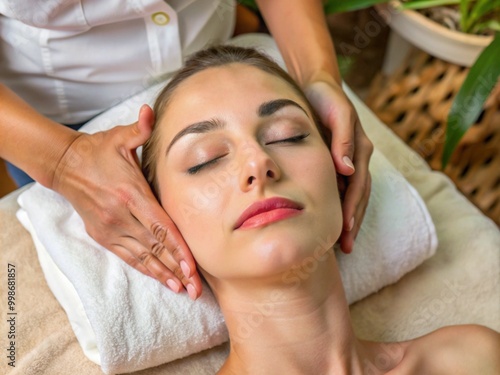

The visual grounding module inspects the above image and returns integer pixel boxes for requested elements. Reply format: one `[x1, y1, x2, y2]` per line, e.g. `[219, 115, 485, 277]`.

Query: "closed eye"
[266, 133, 310, 145]
[187, 155, 226, 175]
[187, 133, 309, 174]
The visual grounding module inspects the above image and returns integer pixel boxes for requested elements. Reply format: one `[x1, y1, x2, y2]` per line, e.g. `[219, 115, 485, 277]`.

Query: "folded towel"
[16, 34, 437, 374]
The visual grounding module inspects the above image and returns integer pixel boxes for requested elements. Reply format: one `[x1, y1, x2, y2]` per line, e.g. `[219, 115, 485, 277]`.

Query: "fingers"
[128, 187, 203, 300]
[123, 117, 203, 299]
[305, 81, 357, 177]
[305, 80, 374, 255]
[57, 105, 203, 300]
[88, 199, 202, 299]
[83, 202, 198, 297]
[114, 227, 202, 300]
[329, 106, 356, 169]
[101, 105, 202, 299]
[339, 123, 373, 254]
[111, 243, 158, 280]
[329, 108, 357, 178]
[339, 172, 371, 254]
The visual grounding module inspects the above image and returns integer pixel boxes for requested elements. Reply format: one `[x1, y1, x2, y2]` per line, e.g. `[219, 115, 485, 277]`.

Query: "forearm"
[0, 84, 79, 188]
[256, 0, 341, 87]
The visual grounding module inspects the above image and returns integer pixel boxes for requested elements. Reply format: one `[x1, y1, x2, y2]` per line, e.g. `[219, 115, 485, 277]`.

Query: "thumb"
[124, 105, 155, 149]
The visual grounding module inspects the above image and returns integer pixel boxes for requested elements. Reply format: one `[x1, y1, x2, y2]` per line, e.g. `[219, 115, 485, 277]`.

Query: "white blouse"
[0, 0, 236, 124]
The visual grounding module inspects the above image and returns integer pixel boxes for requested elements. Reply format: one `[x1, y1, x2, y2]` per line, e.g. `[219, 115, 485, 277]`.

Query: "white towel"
[15, 34, 437, 374]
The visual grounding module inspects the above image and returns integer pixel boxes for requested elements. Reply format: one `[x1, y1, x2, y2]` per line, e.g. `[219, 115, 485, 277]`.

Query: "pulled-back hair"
[142, 45, 326, 199]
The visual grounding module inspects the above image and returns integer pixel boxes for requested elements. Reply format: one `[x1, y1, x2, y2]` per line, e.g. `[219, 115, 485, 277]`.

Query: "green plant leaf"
[469, 0, 500, 23]
[459, 0, 470, 31]
[442, 33, 500, 168]
[464, 0, 500, 33]
[399, 0, 459, 10]
[323, 0, 388, 14]
[472, 20, 500, 34]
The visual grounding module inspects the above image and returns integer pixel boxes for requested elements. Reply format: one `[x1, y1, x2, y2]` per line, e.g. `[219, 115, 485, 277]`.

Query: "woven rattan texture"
[365, 48, 499, 225]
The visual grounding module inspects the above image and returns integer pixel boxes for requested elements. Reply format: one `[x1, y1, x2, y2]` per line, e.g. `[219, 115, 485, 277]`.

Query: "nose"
[238, 143, 281, 192]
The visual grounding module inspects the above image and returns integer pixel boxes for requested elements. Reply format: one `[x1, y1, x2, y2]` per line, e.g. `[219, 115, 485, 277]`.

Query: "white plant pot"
[376, 3, 493, 67]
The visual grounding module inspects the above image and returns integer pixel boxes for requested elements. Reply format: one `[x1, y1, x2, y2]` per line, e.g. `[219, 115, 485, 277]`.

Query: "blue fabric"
[6, 162, 33, 187]
[6, 122, 86, 187]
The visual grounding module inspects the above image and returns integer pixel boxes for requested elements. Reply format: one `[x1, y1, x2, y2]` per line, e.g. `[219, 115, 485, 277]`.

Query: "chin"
[197, 215, 341, 281]
[245, 225, 334, 277]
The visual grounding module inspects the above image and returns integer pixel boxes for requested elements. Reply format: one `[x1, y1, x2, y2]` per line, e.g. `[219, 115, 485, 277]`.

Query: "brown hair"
[142, 45, 328, 198]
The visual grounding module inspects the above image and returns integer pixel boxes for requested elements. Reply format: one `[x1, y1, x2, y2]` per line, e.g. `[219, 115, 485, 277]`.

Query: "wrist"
[255, 0, 342, 89]
[286, 53, 343, 90]
[44, 128, 82, 191]
[302, 70, 342, 92]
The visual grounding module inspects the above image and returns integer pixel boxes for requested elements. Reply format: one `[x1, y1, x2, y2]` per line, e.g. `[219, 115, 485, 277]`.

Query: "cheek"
[291, 147, 342, 239]
[289, 145, 337, 190]
[159, 174, 229, 271]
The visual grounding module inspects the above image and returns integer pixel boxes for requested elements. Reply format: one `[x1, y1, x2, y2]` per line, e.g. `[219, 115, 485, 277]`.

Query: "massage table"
[1, 51, 499, 375]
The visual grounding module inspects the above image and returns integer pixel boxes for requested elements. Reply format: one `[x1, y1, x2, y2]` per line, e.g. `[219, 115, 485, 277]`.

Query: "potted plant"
[324, 0, 500, 168]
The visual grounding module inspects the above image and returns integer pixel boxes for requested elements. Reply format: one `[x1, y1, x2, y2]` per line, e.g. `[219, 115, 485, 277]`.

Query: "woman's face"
[156, 63, 342, 282]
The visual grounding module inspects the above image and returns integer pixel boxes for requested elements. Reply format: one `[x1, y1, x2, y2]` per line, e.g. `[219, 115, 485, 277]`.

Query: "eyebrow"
[166, 119, 224, 155]
[258, 98, 308, 117]
[165, 99, 308, 155]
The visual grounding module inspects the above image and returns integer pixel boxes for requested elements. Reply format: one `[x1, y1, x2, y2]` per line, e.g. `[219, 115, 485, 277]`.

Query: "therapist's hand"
[305, 80, 373, 254]
[52, 105, 202, 300]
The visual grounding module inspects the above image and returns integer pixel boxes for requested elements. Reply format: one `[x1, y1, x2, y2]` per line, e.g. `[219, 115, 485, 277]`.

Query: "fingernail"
[348, 217, 355, 232]
[187, 284, 197, 300]
[166, 279, 180, 293]
[180, 260, 191, 279]
[343, 156, 355, 171]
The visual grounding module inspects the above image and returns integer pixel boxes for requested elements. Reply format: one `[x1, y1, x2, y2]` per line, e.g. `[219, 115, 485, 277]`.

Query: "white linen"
[0, 0, 235, 124]
[15, 34, 438, 374]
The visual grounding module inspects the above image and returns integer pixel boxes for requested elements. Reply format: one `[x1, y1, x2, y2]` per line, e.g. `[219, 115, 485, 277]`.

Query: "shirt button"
[152, 12, 170, 26]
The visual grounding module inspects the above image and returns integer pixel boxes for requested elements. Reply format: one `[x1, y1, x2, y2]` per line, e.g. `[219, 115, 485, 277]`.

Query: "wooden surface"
[365, 47, 500, 225]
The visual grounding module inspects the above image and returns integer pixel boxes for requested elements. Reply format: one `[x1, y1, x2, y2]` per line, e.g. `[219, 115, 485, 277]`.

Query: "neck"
[213, 252, 374, 375]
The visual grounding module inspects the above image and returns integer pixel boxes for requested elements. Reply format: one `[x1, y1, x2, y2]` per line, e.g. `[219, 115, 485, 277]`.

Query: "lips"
[234, 197, 303, 230]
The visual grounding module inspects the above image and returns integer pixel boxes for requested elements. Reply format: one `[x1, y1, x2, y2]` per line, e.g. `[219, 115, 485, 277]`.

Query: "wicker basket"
[365, 48, 500, 226]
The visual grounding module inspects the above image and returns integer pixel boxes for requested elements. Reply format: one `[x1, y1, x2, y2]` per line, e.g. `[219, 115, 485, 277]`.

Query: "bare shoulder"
[396, 324, 500, 375]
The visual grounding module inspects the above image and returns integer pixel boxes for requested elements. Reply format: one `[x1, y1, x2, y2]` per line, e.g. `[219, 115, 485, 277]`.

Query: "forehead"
[162, 63, 308, 123]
